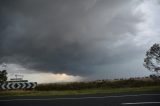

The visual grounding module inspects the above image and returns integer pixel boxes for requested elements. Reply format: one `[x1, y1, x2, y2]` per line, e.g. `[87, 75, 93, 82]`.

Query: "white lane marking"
[0, 94, 160, 102]
[122, 102, 160, 105]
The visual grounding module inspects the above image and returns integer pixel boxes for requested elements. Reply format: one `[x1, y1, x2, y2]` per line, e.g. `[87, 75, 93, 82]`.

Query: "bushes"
[0, 70, 7, 83]
[35, 79, 160, 91]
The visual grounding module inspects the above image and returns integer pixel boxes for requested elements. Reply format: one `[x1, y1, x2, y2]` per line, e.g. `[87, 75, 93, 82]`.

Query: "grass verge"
[0, 86, 160, 97]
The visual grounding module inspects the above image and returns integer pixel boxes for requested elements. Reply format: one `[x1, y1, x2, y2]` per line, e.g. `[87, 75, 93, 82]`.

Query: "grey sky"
[0, 0, 159, 81]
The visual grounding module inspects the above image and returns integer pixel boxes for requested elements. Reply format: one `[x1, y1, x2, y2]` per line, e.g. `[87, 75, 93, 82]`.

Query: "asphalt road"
[0, 92, 160, 106]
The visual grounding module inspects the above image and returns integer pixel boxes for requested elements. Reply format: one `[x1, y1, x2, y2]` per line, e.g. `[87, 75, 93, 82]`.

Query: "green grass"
[1, 86, 160, 97]
[35, 79, 160, 91]
[1, 79, 160, 96]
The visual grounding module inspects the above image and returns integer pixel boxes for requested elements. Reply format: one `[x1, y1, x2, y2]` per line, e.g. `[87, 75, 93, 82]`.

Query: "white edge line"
[122, 102, 160, 105]
[0, 94, 160, 102]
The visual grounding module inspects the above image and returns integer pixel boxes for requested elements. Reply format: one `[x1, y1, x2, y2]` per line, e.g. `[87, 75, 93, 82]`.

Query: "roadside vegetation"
[0, 86, 160, 96]
[36, 78, 160, 91]
[0, 78, 160, 96]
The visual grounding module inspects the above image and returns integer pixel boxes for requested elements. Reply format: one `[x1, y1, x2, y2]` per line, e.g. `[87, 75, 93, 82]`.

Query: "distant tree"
[0, 70, 7, 82]
[144, 43, 160, 74]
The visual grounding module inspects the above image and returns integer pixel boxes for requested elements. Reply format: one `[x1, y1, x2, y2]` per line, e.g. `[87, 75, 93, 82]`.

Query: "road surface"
[0, 92, 160, 106]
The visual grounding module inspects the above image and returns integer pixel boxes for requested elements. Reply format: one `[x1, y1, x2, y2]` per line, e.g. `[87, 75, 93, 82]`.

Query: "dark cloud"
[0, 0, 143, 76]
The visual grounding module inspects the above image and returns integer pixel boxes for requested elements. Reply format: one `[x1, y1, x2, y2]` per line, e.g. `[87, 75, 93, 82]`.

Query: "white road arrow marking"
[11, 83, 16, 89]
[16, 83, 21, 89]
[26, 83, 32, 89]
[31, 82, 37, 88]
[0, 82, 37, 90]
[6, 83, 12, 89]
[1, 83, 6, 90]
[21, 83, 26, 89]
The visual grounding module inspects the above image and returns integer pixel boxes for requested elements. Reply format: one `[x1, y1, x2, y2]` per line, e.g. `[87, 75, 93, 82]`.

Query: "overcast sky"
[0, 0, 160, 83]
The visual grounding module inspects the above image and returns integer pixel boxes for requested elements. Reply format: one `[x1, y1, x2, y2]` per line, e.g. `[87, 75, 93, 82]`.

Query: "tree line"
[0, 70, 7, 82]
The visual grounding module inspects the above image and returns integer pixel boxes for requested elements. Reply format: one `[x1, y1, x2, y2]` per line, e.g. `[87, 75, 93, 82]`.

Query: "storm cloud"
[0, 0, 158, 78]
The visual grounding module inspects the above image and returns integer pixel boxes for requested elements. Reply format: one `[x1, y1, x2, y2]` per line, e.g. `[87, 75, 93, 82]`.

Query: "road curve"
[0, 92, 160, 106]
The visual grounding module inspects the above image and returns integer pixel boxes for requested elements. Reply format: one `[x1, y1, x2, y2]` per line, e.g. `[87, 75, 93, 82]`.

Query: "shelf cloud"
[0, 0, 159, 80]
